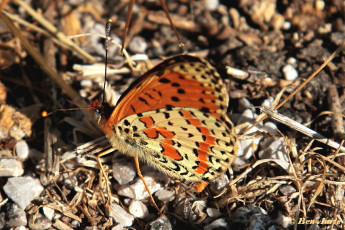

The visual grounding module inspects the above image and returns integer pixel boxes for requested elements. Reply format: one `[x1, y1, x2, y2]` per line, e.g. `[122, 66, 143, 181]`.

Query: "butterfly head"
[90, 100, 113, 125]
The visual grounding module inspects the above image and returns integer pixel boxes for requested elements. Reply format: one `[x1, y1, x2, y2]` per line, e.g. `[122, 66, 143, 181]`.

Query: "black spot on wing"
[171, 96, 179, 102]
[159, 78, 171, 83]
[177, 89, 185, 94]
[139, 97, 149, 105]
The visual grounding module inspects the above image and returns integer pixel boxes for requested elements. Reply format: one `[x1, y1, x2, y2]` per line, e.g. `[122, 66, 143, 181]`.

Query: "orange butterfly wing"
[95, 54, 238, 184]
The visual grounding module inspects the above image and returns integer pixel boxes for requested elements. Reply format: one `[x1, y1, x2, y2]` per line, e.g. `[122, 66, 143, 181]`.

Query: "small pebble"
[209, 173, 229, 193]
[155, 190, 174, 202]
[112, 158, 136, 185]
[14, 226, 27, 230]
[0, 159, 24, 177]
[149, 215, 172, 230]
[206, 208, 221, 218]
[112, 224, 124, 230]
[247, 212, 276, 230]
[202, 0, 219, 11]
[28, 213, 52, 229]
[261, 96, 274, 108]
[283, 21, 291, 30]
[286, 57, 297, 65]
[258, 137, 289, 170]
[42, 206, 55, 221]
[237, 108, 257, 126]
[282, 64, 298, 81]
[117, 173, 164, 200]
[237, 98, 252, 113]
[109, 203, 134, 227]
[128, 36, 147, 53]
[128, 200, 149, 219]
[80, 79, 93, 88]
[3, 176, 44, 210]
[5, 204, 27, 227]
[9, 126, 26, 140]
[204, 218, 228, 230]
[315, 0, 325, 11]
[279, 185, 297, 196]
[232, 205, 274, 229]
[15, 141, 29, 161]
[274, 211, 292, 228]
[175, 199, 206, 221]
[261, 121, 279, 136]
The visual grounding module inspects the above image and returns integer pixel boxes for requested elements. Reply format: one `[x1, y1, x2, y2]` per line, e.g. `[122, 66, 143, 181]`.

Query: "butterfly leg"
[159, 0, 184, 48]
[134, 157, 162, 214]
[121, 0, 136, 54]
[97, 148, 117, 206]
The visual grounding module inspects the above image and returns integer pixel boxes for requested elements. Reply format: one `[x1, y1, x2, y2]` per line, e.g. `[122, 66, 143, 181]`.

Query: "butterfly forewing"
[107, 55, 229, 124]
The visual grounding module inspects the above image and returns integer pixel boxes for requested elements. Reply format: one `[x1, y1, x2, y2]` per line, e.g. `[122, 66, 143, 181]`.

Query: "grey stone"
[5, 204, 27, 227]
[149, 215, 172, 230]
[0, 158, 24, 177]
[15, 141, 29, 161]
[109, 203, 134, 227]
[3, 176, 44, 210]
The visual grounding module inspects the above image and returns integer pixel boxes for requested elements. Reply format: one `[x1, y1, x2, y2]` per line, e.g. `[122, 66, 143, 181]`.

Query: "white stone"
[6, 204, 27, 227]
[15, 141, 29, 161]
[261, 121, 279, 136]
[237, 135, 261, 160]
[128, 200, 149, 219]
[283, 21, 291, 30]
[117, 173, 164, 200]
[3, 176, 44, 210]
[149, 215, 172, 230]
[9, 126, 26, 140]
[80, 79, 93, 88]
[42, 206, 55, 221]
[282, 64, 298, 81]
[237, 109, 257, 126]
[112, 224, 123, 230]
[202, 0, 219, 11]
[129, 36, 147, 53]
[204, 218, 228, 230]
[109, 203, 134, 227]
[286, 57, 297, 65]
[209, 173, 229, 192]
[155, 190, 174, 202]
[0, 159, 24, 177]
[112, 159, 136, 185]
[279, 185, 296, 196]
[258, 137, 289, 170]
[206, 208, 221, 218]
[237, 98, 252, 113]
[261, 97, 274, 108]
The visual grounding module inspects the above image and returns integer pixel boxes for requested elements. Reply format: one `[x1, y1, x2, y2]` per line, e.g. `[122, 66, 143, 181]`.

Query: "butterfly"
[91, 54, 238, 195]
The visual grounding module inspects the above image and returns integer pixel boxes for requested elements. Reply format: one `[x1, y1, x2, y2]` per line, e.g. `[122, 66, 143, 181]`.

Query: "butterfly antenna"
[103, 19, 113, 104]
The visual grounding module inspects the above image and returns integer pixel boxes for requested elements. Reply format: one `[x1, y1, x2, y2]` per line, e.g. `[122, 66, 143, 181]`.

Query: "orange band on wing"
[161, 139, 182, 160]
[139, 116, 154, 128]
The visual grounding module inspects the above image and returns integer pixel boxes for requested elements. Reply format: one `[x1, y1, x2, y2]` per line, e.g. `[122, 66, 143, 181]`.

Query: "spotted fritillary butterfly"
[91, 54, 238, 192]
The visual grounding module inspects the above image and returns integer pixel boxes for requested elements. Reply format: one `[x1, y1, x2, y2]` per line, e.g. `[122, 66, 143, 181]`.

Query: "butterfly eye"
[93, 108, 102, 124]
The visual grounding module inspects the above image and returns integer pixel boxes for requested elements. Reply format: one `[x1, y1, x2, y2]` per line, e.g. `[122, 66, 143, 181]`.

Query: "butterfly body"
[92, 54, 238, 188]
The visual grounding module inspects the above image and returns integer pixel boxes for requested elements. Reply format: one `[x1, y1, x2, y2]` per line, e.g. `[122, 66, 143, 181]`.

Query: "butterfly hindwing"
[114, 107, 237, 182]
